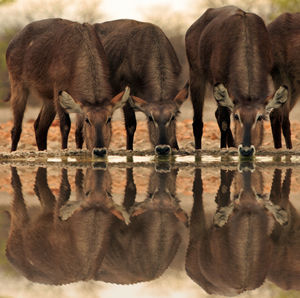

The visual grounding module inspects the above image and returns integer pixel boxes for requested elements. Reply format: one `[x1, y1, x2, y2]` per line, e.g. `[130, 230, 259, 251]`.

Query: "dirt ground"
[2, 99, 300, 153]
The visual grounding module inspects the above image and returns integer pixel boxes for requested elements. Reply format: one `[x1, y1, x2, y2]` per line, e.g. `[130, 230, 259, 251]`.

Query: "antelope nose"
[238, 145, 255, 157]
[155, 145, 171, 155]
[93, 147, 107, 157]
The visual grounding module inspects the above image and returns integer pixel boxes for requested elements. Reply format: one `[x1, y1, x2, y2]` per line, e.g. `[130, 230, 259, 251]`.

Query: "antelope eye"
[107, 117, 112, 124]
[257, 115, 263, 121]
[234, 114, 239, 121]
[148, 115, 154, 122]
[85, 118, 91, 125]
[170, 115, 176, 121]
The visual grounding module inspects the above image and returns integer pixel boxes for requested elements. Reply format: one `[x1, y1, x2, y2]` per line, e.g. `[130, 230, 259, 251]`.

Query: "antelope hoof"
[93, 147, 107, 158]
[155, 145, 171, 156]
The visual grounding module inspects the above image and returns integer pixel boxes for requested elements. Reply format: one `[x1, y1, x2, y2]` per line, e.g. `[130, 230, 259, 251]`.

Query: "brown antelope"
[186, 167, 289, 295]
[94, 19, 189, 155]
[6, 166, 125, 285]
[96, 167, 188, 284]
[185, 6, 288, 157]
[267, 169, 300, 291]
[268, 13, 300, 149]
[6, 18, 130, 157]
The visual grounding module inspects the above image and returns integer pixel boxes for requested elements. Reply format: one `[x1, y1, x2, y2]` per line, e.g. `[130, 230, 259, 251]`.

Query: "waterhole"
[0, 151, 299, 298]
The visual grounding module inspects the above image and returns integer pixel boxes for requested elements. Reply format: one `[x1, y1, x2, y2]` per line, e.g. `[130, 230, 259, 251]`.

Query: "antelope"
[186, 167, 289, 295]
[6, 166, 125, 284]
[6, 18, 129, 157]
[94, 19, 189, 155]
[268, 13, 300, 149]
[185, 6, 288, 157]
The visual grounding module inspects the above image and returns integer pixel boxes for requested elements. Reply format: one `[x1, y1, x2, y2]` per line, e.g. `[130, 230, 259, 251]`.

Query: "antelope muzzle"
[238, 145, 255, 158]
[155, 144, 171, 156]
[93, 147, 107, 158]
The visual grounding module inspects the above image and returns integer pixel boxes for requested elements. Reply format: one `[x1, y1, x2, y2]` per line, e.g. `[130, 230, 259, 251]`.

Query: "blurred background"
[0, 0, 298, 105]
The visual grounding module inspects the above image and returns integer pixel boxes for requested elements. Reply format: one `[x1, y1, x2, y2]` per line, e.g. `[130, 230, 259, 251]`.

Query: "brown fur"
[96, 168, 188, 284]
[185, 6, 278, 153]
[186, 167, 298, 295]
[6, 167, 121, 285]
[6, 166, 187, 285]
[268, 13, 300, 149]
[267, 169, 300, 291]
[186, 168, 275, 295]
[94, 19, 188, 153]
[6, 18, 118, 152]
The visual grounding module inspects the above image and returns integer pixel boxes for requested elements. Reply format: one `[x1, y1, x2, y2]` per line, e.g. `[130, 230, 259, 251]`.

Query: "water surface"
[0, 156, 299, 298]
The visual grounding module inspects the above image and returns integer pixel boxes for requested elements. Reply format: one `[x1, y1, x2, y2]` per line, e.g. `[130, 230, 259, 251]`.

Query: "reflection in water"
[6, 165, 188, 286]
[186, 167, 300, 296]
[4, 164, 300, 296]
[96, 167, 188, 284]
[7, 167, 119, 285]
[268, 169, 300, 291]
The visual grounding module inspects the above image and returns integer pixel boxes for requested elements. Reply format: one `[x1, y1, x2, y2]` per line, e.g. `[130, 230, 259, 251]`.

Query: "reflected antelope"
[186, 167, 290, 296]
[96, 167, 188, 284]
[6, 166, 187, 285]
[6, 167, 123, 285]
[267, 169, 300, 291]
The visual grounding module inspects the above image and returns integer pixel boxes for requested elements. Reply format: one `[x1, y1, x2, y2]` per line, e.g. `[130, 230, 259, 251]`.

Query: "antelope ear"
[174, 82, 189, 106]
[129, 95, 148, 112]
[111, 86, 130, 111]
[213, 83, 234, 111]
[174, 208, 189, 226]
[59, 91, 83, 113]
[213, 203, 235, 227]
[265, 85, 288, 113]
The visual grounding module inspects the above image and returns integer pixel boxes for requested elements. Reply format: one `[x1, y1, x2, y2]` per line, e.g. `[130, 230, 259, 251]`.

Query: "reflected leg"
[123, 168, 136, 211]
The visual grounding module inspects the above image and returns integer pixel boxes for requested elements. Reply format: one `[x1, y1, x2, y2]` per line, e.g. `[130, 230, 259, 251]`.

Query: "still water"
[0, 156, 299, 298]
